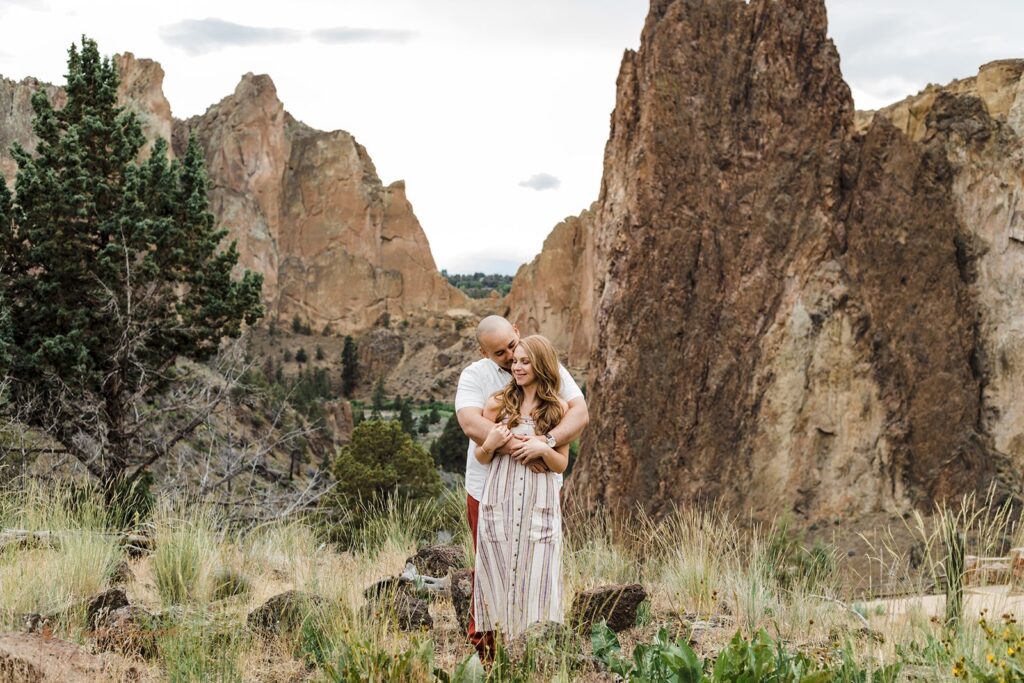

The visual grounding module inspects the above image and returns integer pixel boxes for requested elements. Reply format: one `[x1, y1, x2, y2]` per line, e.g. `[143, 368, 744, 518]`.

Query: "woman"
[472, 334, 570, 640]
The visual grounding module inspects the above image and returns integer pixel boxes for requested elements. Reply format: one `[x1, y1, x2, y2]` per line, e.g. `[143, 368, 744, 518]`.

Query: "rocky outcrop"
[0, 76, 64, 183]
[505, 206, 597, 368]
[174, 73, 466, 331]
[0, 56, 466, 334]
[567, 0, 1022, 520]
[858, 60, 1024, 478]
[0, 633, 139, 682]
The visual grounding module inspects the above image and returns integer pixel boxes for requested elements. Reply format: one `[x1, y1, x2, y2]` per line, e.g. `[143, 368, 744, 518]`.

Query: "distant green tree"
[392, 394, 404, 411]
[291, 314, 303, 334]
[327, 419, 441, 508]
[341, 335, 359, 398]
[428, 406, 441, 425]
[0, 37, 262, 494]
[399, 400, 415, 435]
[315, 345, 325, 361]
[431, 415, 467, 473]
[283, 348, 293, 362]
[372, 377, 387, 411]
[295, 347, 308, 364]
[417, 414, 430, 434]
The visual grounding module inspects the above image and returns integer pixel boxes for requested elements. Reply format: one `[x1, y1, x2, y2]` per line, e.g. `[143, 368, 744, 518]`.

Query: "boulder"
[406, 544, 467, 579]
[569, 583, 647, 633]
[247, 590, 325, 637]
[0, 632, 139, 682]
[92, 605, 158, 659]
[450, 568, 473, 636]
[364, 592, 432, 631]
[85, 589, 129, 630]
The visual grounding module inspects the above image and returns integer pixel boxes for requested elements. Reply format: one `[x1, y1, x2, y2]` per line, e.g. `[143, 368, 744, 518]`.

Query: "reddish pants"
[466, 494, 495, 659]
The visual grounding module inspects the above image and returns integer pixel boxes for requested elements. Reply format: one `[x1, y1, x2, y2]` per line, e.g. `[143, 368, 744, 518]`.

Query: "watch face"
[546, 434, 556, 447]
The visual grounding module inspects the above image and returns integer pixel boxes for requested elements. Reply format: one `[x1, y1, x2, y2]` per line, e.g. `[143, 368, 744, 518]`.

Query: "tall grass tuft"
[152, 502, 221, 606]
[0, 481, 119, 630]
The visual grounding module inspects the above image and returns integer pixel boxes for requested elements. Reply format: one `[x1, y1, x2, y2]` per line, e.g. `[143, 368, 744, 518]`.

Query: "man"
[455, 315, 589, 655]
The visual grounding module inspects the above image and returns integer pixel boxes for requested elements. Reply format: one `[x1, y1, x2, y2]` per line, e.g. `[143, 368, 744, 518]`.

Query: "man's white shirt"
[455, 357, 584, 501]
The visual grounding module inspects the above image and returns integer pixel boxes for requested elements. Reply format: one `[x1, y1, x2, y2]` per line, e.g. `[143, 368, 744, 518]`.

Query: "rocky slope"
[0, 54, 467, 334]
[565, 0, 1023, 520]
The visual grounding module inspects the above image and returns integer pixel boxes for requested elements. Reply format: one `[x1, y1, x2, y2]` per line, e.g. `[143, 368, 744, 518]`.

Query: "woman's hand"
[510, 435, 551, 466]
[481, 422, 512, 454]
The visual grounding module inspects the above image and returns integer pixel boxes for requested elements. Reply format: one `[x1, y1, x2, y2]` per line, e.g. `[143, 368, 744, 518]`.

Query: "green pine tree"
[295, 347, 308, 364]
[399, 400, 415, 435]
[431, 415, 467, 473]
[417, 414, 430, 434]
[428, 405, 441, 425]
[371, 376, 386, 411]
[340, 335, 359, 398]
[0, 37, 263, 494]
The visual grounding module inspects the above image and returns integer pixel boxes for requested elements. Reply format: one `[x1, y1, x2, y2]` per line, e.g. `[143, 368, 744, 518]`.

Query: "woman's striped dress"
[472, 415, 564, 638]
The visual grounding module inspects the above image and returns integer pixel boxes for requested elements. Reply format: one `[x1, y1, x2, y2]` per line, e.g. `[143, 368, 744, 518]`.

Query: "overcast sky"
[1, 1, 1021, 274]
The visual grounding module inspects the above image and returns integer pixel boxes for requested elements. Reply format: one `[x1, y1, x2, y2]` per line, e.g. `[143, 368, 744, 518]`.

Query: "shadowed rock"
[569, 583, 647, 633]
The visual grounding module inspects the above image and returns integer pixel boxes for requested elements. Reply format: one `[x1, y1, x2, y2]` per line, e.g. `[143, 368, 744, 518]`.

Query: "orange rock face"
[1, 56, 466, 334]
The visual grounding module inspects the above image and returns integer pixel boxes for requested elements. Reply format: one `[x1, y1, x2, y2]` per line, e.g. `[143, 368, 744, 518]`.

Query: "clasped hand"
[485, 425, 550, 473]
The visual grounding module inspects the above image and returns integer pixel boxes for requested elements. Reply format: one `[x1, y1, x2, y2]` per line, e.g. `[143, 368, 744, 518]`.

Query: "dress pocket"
[529, 505, 560, 544]
[480, 503, 508, 543]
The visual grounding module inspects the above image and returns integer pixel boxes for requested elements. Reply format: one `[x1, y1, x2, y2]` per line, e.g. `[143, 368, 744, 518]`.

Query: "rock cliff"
[566, 0, 1023, 519]
[0, 54, 466, 333]
[505, 205, 597, 368]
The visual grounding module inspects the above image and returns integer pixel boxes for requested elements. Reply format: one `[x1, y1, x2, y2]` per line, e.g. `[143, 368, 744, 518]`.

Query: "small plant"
[321, 635, 435, 682]
[592, 621, 705, 681]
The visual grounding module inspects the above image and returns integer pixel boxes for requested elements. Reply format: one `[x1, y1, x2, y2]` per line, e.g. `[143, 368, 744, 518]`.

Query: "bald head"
[476, 315, 520, 370]
[475, 315, 513, 343]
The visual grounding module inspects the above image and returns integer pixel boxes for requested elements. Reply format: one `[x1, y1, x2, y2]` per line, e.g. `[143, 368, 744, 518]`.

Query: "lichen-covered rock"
[85, 589, 129, 630]
[364, 591, 432, 631]
[569, 583, 646, 633]
[247, 590, 325, 637]
[406, 544, 467, 579]
[92, 605, 158, 659]
[449, 568, 473, 636]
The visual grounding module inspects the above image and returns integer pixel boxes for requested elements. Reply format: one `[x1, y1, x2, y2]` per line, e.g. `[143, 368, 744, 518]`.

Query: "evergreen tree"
[315, 345, 324, 361]
[417, 414, 430, 434]
[392, 394, 404, 411]
[328, 420, 441, 505]
[340, 335, 359, 398]
[371, 376, 386, 411]
[283, 348, 293, 362]
[0, 38, 263, 494]
[399, 400, 415, 435]
[428, 405, 441, 425]
[295, 347, 308, 364]
[291, 314, 303, 334]
[431, 414, 467, 473]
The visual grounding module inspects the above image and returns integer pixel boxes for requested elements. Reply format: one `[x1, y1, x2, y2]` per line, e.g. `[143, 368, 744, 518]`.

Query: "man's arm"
[509, 396, 589, 463]
[548, 396, 588, 447]
[456, 406, 495, 447]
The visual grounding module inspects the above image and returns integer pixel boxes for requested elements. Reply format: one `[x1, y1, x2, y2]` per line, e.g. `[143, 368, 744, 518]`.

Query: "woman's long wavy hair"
[494, 335, 564, 436]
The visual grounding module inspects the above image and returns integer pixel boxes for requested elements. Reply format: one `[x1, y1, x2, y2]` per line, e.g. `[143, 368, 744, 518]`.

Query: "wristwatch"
[544, 433, 556, 448]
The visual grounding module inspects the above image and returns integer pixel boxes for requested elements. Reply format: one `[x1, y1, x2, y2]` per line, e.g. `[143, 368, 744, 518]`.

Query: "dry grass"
[0, 480, 1021, 681]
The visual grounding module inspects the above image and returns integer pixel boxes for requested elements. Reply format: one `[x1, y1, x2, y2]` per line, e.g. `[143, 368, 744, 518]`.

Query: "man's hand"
[511, 434, 551, 466]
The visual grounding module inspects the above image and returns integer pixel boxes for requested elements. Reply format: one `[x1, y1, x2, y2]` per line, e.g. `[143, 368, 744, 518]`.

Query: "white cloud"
[159, 18, 302, 56]
[518, 172, 561, 191]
